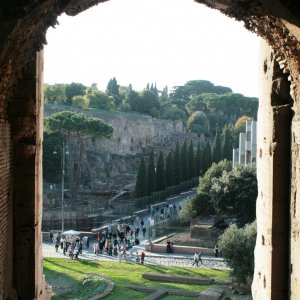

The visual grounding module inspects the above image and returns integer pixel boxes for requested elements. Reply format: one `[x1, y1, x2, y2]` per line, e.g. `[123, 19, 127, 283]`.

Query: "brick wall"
[0, 123, 12, 298]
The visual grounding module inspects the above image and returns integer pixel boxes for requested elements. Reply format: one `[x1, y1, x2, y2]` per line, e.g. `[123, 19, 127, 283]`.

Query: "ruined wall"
[45, 105, 199, 191]
[83, 112, 197, 190]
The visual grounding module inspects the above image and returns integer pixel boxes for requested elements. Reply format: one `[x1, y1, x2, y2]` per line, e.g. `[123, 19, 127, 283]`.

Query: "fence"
[134, 177, 199, 209]
[42, 177, 199, 232]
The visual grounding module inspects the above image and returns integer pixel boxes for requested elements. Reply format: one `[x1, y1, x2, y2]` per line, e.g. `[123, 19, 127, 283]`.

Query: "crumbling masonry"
[0, 0, 299, 299]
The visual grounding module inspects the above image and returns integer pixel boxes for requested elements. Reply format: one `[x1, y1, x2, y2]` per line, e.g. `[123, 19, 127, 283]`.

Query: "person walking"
[55, 240, 59, 253]
[140, 251, 145, 264]
[214, 244, 219, 257]
[142, 227, 146, 238]
[192, 252, 199, 266]
[198, 251, 203, 265]
[63, 238, 67, 255]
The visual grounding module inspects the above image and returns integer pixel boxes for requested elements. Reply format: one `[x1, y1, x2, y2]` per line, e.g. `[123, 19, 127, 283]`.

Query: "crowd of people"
[50, 232, 87, 259]
[91, 219, 146, 261]
[47, 200, 219, 265]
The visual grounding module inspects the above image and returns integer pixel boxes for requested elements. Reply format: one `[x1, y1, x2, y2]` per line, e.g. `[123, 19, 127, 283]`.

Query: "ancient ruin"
[0, 0, 299, 299]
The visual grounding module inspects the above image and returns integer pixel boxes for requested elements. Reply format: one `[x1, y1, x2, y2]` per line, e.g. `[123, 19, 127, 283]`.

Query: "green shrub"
[218, 221, 256, 283]
[179, 200, 197, 222]
[193, 192, 211, 215]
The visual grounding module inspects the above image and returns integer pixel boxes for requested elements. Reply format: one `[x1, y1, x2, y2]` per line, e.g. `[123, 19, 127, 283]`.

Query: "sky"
[44, 0, 261, 97]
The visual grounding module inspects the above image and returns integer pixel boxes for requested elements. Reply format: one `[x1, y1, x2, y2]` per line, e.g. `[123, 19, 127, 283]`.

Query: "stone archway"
[0, 1, 299, 299]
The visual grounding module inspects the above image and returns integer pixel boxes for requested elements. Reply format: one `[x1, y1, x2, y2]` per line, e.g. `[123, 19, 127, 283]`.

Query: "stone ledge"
[145, 242, 215, 255]
[127, 284, 201, 297]
[144, 289, 168, 300]
[142, 272, 214, 285]
[198, 287, 224, 300]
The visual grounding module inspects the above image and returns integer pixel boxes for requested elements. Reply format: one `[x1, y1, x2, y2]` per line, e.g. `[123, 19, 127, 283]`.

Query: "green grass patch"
[44, 258, 230, 299]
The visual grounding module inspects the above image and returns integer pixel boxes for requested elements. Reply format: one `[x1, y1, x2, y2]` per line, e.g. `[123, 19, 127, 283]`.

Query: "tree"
[212, 127, 222, 163]
[156, 152, 166, 191]
[202, 141, 212, 174]
[123, 85, 140, 111]
[44, 83, 66, 104]
[106, 77, 121, 106]
[181, 140, 190, 181]
[161, 105, 187, 121]
[189, 159, 232, 216]
[72, 95, 89, 108]
[87, 89, 116, 111]
[135, 157, 147, 198]
[44, 111, 113, 208]
[219, 221, 257, 283]
[194, 141, 202, 176]
[65, 82, 86, 105]
[170, 80, 232, 104]
[138, 90, 161, 117]
[198, 159, 232, 195]
[210, 164, 257, 226]
[185, 94, 208, 115]
[43, 131, 66, 182]
[146, 149, 156, 195]
[173, 142, 182, 185]
[165, 151, 174, 186]
[187, 111, 210, 135]
[223, 125, 233, 160]
[188, 141, 196, 178]
[233, 115, 252, 147]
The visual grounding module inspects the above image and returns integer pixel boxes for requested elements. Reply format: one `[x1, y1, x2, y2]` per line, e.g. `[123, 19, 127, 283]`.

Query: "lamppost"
[53, 141, 69, 233]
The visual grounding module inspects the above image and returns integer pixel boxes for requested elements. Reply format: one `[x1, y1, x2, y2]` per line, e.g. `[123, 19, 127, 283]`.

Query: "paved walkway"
[43, 238, 229, 270]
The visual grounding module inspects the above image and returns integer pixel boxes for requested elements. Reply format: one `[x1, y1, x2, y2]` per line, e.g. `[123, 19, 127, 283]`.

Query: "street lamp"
[53, 141, 69, 233]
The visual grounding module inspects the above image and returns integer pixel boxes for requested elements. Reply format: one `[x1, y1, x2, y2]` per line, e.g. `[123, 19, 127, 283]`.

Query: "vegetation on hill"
[43, 79, 258, 209]
[44, 79, 258, 139]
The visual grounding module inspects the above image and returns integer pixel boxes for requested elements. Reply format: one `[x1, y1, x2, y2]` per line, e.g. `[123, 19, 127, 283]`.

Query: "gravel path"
[43, 242, 229, 270]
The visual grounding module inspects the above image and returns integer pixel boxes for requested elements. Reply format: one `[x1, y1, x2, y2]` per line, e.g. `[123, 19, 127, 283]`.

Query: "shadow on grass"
[43, 258, 230, 299]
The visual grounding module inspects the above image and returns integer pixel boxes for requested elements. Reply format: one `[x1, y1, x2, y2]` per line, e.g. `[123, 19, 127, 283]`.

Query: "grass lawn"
[44, 258, 230, 299]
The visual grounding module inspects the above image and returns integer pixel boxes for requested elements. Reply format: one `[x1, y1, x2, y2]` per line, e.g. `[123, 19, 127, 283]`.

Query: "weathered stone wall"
[7, 50, 51, 299]
[45, 105, 199, 191]
[0, 123, 13, 298]
[252, 41, 293, 300]
[82, 113, 197, 190]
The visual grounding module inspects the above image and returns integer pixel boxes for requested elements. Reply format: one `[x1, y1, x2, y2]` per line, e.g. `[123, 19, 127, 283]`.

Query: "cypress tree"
[188, 140, 196, 178]
[165, 151, 174, 186]
[181, 140, 190, 181]
[195, 141, 202, 176]
[202, 141, 212, 174]
[173, 142, 182, 185]
[212, 127, 222, 163]
[156, 151, 166, 191]
[223, 125, 233, 160]
[146, 149, 156, 195]
[134, 157, 147, 197]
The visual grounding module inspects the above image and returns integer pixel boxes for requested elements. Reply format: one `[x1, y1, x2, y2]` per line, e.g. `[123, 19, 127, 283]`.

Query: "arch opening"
[0, 1, 299, 299]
